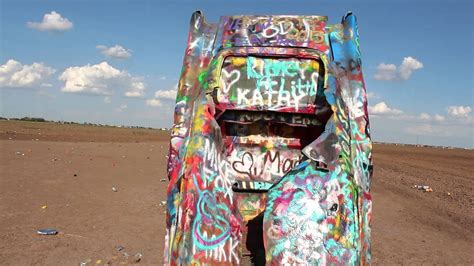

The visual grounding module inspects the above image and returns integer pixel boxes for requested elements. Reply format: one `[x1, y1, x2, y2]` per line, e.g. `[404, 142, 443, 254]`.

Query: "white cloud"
[154, 88, 177, 100]
[388, 112, 447, 124]
[96, 45, 132, 59]
[404, 123, 470, 138]
[374, 57, 423, 81]
[146, 98, 162, 107]
[373, 63, 397, 81]
[104, 96, 111, 104]
[447, 106, 472, 118]
[419, 113, 431, 121]
[399, 57, 424, 80]
[124, 80, 145, 97]
[366, 91, 379, 99]
[59, 62, 145, 97]
[0, 59, 55, 88]
[369, 102, 403, 115]
[27, 11, 73, 32]
[434, 114, 446, 122]
[146, 85, 177, 107]
[371, 106, 473, 147]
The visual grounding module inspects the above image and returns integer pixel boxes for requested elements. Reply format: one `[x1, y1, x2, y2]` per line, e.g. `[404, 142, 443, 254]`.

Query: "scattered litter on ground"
[160, 201, 166, 207]
[112, 187, 118, 192]
[41, 205, 48, 210]
[52, 157, 58, 162]
[114, 245, 143, 263]
[15, 151, 25, 156]
[80, 258, 91, 266]
[37, 228, 58, 235]
[447, 192, 454, 198]
[160, 178, 167, 182]
[73, 173, 78, 177]
[95, 259, 102, 264]
[413, 185, 433, 192]
[133, 253, 143, 263]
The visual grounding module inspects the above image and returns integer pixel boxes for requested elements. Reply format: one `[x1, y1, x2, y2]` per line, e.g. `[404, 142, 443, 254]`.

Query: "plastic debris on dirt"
[413, 185, 433, 192]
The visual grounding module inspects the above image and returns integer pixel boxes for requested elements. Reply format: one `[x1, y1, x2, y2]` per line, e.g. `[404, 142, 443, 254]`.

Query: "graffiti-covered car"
[165, 11, 372, 265]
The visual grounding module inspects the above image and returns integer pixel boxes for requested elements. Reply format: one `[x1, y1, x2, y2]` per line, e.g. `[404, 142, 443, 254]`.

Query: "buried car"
[165, 11, 372, 265]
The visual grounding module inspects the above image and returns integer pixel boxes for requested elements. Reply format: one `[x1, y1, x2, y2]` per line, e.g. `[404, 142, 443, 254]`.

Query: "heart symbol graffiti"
[232, 152, 255, 178]
[221, 69, 241, 93]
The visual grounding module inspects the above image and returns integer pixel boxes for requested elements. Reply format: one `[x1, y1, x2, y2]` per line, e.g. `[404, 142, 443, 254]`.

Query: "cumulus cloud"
[59, 62, 145, 97]
[434, 114, 446, 122]
[398, 57, 424, 80]
[370, 103, 472, 146]
[154, 88, 177, 100]
[419, 113, 431, 121]
[447, 106, 472, 118]
[374, 57, 423, 81]
[27, 11, 73, 32]
[369, 102, 403, 115]
[0, 59, 55, 88]
[420, 113, 431, 120]
[96, 45, 132, 59]
[413, 113, 446, 123]
[146, 85, 177, 107]
[373, 63, 397, 81]
[146, 98, 162, 107]
[124, 80, 145, 97]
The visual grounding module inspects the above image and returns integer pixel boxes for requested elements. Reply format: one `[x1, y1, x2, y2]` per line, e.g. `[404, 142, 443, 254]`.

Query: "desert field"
[0, 120, 473, 265]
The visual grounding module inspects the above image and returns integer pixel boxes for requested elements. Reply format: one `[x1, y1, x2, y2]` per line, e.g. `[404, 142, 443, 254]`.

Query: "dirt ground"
[0, 121, 473, 265]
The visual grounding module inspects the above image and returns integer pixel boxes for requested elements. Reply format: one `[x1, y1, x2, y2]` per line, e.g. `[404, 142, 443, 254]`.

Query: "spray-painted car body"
[165, 11, 372, 265]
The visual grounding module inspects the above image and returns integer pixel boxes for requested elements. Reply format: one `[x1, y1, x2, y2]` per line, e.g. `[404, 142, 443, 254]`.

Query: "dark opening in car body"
[165, 11, 373, 265]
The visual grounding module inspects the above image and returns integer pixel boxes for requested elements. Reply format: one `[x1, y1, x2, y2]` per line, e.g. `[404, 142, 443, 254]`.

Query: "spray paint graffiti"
[217, 56, 320, 112]
[165, 11, 372, 265]
[229, 149, 304, 181]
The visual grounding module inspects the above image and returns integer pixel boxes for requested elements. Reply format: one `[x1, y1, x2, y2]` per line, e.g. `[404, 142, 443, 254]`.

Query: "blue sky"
[1, 0, 473, 147]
